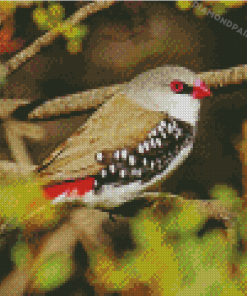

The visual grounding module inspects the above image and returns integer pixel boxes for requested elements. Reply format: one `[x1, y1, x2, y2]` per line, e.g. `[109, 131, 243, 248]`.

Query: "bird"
[35, 65, 211, 208]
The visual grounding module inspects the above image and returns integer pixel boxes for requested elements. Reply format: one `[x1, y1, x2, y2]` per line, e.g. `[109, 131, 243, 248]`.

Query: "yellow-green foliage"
[0, 175, 68, 230]
[162, 199, 208, 234]
[0, 1, 18, 15]
[30, 251, 74, 292]
[237, 213, 247, 242]
[87, 206, 183, 295]
[176, 1, 246, 15]
[11, 237, 33, 270]
[0, 176, 48, 227]
[210, 184, 243, 212]
[174, 229, 233, 289]
[33, 3, 87, 54]
[87, 194, 247, 295]
[177, 267, 244, 295]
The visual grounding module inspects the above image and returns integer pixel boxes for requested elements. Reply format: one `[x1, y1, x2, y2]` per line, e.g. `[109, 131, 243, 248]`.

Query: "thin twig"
[4, 120, 45, 168]
[28, 63, 247, 120]
[28, 84, 123, 119]
[0, 161, 38, 177]
[198, 64, 247, 87]
[237, 121, 247, 202]
[0, 98, 31, 119]
[6, 1, 115, 74]
[0, 120, 44, 177]
[143, 192, 238, 228]
[0, 268, 30, 296]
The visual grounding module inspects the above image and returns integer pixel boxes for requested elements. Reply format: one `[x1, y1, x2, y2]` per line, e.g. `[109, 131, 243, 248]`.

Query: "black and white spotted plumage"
[93, 117, 193, 192]
[38, 65, 209, 208]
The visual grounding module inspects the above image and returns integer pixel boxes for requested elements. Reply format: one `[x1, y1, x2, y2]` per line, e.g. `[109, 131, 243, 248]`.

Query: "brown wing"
[38, 93, 165, 182]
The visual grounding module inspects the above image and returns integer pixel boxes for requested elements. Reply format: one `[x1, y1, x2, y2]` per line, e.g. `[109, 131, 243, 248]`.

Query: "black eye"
[171, 80, 193, 94]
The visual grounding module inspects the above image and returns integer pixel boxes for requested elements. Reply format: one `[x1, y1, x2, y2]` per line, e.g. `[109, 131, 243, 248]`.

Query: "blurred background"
[0, 1, 246, 295]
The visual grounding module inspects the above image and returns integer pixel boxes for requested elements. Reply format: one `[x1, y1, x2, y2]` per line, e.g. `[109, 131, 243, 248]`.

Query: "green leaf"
[212, 3, 227, 15]
[0, 176, 49, 228]
[47, 3, 65, 21]
[209, 184, 242, 212]
[33, 8, 50, 31]
[62, 24, 88, 39]
[67, 38, 82, 54]
[31, 251, 74, 292]
[11, 239, 33, 270]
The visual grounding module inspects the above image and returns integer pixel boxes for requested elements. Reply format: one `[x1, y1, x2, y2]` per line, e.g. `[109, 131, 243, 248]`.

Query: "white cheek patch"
[125, 65, 201, 127]
[126, 89, 200, 127]
[161, 92, 200, 127]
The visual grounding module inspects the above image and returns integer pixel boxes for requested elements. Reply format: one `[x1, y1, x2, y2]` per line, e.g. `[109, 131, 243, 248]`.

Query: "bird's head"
[125, 65, 211, 126]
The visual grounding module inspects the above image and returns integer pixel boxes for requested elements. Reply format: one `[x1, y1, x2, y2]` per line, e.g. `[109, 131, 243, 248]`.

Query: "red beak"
[44, 79, 211, 201]
[44, 177, 95, 200]
[193, 79, 211, 99]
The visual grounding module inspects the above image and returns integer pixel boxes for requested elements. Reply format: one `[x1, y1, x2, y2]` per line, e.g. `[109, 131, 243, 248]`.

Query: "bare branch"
[0, 161, 37, 177]
[143, 192, 238, 228]
[0, 268, 30, 296]
[0, 120, 45, 178]
[4, 120, 45, 169]
[198, 64, 247, 87]
[28, 84, 123, 119]
[0, 99, 31, 120]
[6, 1, 115, 74]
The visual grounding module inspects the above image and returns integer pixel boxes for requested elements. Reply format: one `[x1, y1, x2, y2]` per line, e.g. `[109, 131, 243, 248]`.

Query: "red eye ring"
[171, 80, 184, 93]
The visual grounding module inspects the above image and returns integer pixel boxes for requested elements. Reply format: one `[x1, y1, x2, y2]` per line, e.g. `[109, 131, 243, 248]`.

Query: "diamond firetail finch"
[33, 65, 211, 208]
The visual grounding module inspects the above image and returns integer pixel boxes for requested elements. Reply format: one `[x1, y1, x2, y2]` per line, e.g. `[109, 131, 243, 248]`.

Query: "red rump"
[44, 177, 95, 200]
